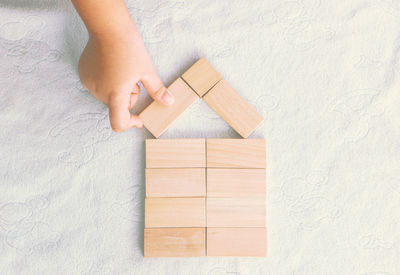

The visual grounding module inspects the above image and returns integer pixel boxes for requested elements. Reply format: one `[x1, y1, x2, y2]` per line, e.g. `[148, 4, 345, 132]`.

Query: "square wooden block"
[146, 168, 206, 198]
[145, 227, 205, 257]
[139, 78, 199, 138]
[146, 139, 206, 168]
[207, 168, 266, 197]
[206, 139, 266, 168]
[207, 197, 266, 227]
[145, 198, 206, 228]
[203, 79, 264, 138]
[181, 58, 222, 97]
[207, 228, 266, 257]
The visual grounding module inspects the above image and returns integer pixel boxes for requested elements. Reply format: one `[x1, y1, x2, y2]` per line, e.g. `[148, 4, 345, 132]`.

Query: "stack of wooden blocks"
[140, 58, 267, 257]
[144, 139, 266, 257]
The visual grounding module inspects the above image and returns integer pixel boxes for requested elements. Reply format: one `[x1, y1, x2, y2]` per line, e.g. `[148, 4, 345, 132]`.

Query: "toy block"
[146, 168, 206, 197]
[146, 139, 206, 168]
[139, 78, 199, 138]
[181, 57, 222, 97]
[203, 79, 263, 138]
[144, 228, 205, 257]
[206, 139, 266, 168]
[207, 228, 266, 257]
[145, 198, 206, 228]
[207, 168, 266, 197]
[207, 198, 266, 227]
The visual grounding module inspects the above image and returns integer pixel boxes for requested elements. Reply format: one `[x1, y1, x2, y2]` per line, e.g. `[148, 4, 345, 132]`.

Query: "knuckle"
[111, 124, 126, 132]
[110, 120, 128, 133]
[111, 127, 124, 133]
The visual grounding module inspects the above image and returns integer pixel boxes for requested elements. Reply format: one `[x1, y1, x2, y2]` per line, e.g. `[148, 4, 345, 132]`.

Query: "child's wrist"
[89, 21, 141, 46]
[86, 7, 137, 39]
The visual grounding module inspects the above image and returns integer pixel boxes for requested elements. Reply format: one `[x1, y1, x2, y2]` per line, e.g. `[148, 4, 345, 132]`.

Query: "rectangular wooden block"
[145, 198, 206, 228]
[203, 79, 264, 138]
[181, 57, 222, 97]
[207, 168, 266, 197]
[144, 227, 205, 257]
[207, 228, 266, 257]
[207, 197, 266, 227]
[146, 168, 206, 197]
[139, 78, 199, 138]
[206, 139, 266, 168]
[146, 139, 206, 168]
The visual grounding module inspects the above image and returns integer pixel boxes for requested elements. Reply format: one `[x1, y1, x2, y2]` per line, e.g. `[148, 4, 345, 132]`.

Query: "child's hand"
[73, 0, 174, 132]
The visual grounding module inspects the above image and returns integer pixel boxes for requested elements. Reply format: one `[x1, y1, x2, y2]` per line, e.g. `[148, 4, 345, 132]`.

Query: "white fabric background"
[1, 0, 400, 274]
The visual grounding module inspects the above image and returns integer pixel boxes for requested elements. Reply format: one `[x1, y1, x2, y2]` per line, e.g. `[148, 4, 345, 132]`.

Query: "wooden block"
[181, 58, 222, 97]
[207, 168, 266, 197]
[145, 198, 206, 228]
[144, 228, 205, 257]
[146, 139, 206, 168]
[139, 78, 199, 138]
[203, 79, 264, 138]
[207, 198, 266, 227]
[146, 168, 206, 197]
[207, 228, 266, 257]
[206, 139, 266, 168]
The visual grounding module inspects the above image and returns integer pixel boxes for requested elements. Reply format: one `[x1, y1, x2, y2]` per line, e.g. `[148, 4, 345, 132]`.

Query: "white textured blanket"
[1, 0, 400, 274]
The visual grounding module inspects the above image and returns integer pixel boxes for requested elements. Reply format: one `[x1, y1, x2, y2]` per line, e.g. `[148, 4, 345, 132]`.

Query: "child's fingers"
[129, 83, 141, 110]
[108, 92, 143, 132]
[141, 73, 174, 106]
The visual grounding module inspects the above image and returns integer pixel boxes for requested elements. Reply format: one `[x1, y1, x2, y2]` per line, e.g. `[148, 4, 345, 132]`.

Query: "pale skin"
[71, 0, 174, 132]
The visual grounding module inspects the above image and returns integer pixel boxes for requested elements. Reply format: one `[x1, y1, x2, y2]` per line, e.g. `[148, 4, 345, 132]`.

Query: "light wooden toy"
[141, 58, 266, 257]
[139, 78, 199, 138]
[144, 139, 267, 257]
[139, 57, 263, 138]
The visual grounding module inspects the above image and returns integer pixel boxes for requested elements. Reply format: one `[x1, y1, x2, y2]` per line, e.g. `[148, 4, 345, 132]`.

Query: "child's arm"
[71, 0, 174, 132]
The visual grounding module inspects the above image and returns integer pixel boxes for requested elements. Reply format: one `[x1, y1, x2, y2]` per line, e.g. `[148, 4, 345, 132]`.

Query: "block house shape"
[141, 58, 266, 257]
[144, 139, 267, 257]
[139, 58, 264, 138]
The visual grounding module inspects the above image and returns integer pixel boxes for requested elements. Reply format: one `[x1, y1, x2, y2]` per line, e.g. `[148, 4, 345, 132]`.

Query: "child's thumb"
[141, 73, 174, 106]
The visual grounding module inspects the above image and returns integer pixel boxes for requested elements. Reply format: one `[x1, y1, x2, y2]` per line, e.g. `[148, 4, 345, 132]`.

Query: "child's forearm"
[71, 0, 135, 37]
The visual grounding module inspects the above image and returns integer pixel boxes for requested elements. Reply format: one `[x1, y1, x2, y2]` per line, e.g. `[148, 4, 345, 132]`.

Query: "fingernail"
[162, 89, 174, 105]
